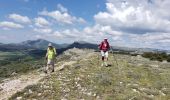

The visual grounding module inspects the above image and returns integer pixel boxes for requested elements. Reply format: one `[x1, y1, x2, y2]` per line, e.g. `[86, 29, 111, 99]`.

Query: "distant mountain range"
[66, 41, 98, 50]
[0, 39, 169, 54]
[19, 39, 69, 49]
[0, 39, 69, 51]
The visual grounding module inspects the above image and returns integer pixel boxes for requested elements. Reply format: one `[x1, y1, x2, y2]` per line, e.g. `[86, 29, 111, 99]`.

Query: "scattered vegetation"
[142, 52, 170, 62]
[9, 49, 170, 100]
[0, 51, 45, 79]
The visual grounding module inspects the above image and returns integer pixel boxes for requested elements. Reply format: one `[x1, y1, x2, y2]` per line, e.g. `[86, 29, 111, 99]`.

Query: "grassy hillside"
[0, 51, 24, 60]
[0, 51, 45, 81]
[9, 49, 170, 100]
[0, 46, 75, 80]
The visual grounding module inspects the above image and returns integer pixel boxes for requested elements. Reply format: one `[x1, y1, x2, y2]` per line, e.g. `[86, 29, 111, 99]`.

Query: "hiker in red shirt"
[99, 38, 110, 66]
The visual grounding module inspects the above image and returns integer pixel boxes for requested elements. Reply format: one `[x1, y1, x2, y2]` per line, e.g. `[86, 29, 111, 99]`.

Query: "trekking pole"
[98, 49, 100, 67]
[97, 42, 101, 67]
[44, 57, 48, 73]
[110, 47, 118, 67]
[111, 47, 123, 85]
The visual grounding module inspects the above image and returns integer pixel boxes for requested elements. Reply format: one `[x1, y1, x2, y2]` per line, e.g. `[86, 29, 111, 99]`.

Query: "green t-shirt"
[47, 47, 56, 60]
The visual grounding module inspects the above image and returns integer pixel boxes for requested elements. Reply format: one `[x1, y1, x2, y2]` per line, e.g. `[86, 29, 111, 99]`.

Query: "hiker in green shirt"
[45, 43, 57, 73]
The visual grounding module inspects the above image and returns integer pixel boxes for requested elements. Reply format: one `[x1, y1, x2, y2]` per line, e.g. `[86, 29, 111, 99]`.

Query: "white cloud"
[34, 17, 50, 27]
[3, 0, 169, 50]
[83, 24, 123, 43]
[77, 17, 86, 24]
[94, 1, 170, 34]
[62, 29, 76, 38]
[0, 35, 8, 40]
[34, 31, 63, 40]
[52, 29, 79, 39]
[34, 28, 52, 33]
[34, 34, 42, 39]
[57, 4, 68, 13]
[37, 0, 170, 50]
[134, 32, 170, 43]
[9, 13, 31, 24]
[43, 24, 123, 44]
[0, 21, 24, 29]
[128, 32, 170, 49]
[158, 39, 170, 43]
[82, 0, 170, 50]
[83, 24, 122, 38]
[39, 8, 86, 25]
[53, 31, 64, 38]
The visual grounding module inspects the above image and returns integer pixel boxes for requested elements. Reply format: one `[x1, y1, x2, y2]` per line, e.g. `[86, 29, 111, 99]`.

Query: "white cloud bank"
[9, 13, 31, 24]
[34, 17, 50, 27]
[1, 1, 170, 50]
[39, 4, 86, 25]
[90, 0, 170, 49]
[57, 4, 68, 13]
[0, 21, 24, 29]
[6, 1, 169, 50]
[33, 28, 52, 34]
[94, 0, 170, 34]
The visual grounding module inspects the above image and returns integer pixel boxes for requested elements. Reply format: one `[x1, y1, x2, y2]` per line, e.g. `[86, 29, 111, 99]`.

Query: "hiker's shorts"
[46, 59, 55, 71]
[101, 51, 108, 58]
[47, 59, 54, 65]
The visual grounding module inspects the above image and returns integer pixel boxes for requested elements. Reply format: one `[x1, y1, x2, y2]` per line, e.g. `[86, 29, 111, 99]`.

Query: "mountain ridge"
[0, 39, 169, 53]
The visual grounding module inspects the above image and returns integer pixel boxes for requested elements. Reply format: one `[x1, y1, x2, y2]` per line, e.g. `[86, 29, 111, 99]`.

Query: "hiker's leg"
[102, 56, 104, 61]
[51, 60, 55, 72]
[104, 51, 108, 66]
[46, 59, 52, 73]
[45, 64, 50, 73]
[101, 51, 105, 61]
[101, 51, 105, 66]
[105, 51, 109, 61]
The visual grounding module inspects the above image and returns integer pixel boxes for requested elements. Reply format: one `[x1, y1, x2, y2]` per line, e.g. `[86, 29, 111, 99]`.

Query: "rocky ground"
[0, 48, 170, 100]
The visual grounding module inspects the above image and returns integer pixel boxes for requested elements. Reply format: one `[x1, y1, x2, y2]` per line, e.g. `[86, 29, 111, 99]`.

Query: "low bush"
[142, 52, 169, 62]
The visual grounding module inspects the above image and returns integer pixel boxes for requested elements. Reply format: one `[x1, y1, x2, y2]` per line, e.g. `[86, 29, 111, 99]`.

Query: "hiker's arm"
[98, 44, 100, 49]
[98, 42, 102, 50]
[45, 53, 48, 60]
[45, 49, 48, 60]
[108, 43, 111, 50]
[54, 48, 57, 57]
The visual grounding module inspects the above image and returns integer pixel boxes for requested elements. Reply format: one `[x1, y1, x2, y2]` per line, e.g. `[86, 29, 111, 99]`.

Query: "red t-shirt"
[99, 41, 110, 51]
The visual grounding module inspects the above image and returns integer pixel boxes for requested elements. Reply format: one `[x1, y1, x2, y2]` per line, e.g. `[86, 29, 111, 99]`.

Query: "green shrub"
[142, 52, 168, 62]
[157, 56, 163, 62]
[167, 55, 170, 62]
[0, 60, 10, 66]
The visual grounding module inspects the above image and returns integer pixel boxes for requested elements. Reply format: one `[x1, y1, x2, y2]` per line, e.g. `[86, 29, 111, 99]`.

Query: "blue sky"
[0, 0, 105, 22]
[0, 0, 170, 50]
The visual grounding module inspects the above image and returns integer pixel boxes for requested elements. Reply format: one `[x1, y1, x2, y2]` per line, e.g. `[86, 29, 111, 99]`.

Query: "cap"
[48, 43, 52, 47]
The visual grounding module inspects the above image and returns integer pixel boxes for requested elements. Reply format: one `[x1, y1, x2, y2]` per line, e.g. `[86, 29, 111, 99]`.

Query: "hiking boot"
[44, 70, 47, 74]
[104, 62, 108, 67]
[51, 69, 54, 73]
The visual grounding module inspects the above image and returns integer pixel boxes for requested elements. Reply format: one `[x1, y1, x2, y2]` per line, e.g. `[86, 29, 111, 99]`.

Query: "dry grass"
[9, 49, 170, 100]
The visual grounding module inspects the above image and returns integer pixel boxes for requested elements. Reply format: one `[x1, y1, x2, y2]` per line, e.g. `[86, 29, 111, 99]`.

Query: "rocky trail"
[0, 60, 77, 100]
[0, 73, 42, 100]
[0, 48, 91, 100]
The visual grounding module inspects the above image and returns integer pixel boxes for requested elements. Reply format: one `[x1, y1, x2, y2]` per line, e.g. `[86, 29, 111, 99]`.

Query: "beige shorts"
[47, 59, 54, 65]
[101, 51, 109, 58]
